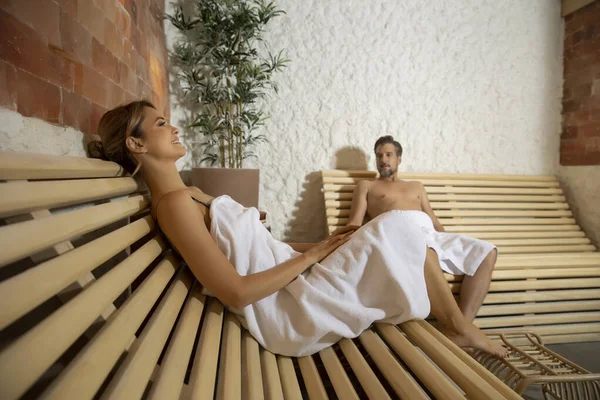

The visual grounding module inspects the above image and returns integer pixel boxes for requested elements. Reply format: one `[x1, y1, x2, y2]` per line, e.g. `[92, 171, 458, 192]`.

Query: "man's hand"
[330, 225, 361, 236]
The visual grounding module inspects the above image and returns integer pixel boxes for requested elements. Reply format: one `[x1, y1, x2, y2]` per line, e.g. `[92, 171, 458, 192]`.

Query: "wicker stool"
[473, 331, 600, 399]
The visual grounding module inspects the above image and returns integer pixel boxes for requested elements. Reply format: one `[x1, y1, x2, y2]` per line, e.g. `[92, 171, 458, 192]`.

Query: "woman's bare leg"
[423, 247, 508, 357]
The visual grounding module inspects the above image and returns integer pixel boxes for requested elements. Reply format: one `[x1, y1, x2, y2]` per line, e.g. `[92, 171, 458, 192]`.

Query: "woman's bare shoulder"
[154, 188, 199, 218]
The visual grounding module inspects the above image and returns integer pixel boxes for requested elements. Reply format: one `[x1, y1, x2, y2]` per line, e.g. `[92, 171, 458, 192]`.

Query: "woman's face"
[137, 106, 186, 161]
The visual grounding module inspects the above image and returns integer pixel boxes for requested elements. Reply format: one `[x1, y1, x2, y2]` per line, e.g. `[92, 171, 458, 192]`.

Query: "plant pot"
[191, 168, 260, 208]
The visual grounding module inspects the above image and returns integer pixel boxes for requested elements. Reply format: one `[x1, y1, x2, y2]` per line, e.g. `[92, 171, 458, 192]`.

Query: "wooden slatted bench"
[322, 170, 600, 345]
[0, 151, 524, 400]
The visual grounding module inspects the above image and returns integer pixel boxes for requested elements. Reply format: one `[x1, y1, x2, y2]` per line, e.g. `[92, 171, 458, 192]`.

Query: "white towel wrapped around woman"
[209, 196, 431, 356]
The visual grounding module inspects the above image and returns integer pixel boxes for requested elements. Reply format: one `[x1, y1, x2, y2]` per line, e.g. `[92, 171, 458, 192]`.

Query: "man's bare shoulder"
[355, 179, 374, 192]
[398, 180, 425, 191]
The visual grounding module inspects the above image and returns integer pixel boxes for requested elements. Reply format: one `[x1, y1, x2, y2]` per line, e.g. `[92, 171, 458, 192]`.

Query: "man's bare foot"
[439, 322, 509, 358]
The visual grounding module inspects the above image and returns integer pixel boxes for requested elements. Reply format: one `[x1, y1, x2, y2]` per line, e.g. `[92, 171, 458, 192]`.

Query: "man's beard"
[378, 166, 396, 177]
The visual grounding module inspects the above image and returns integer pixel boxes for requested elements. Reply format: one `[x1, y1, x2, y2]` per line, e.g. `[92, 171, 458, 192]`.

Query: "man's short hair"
[374, 135, 403, 157]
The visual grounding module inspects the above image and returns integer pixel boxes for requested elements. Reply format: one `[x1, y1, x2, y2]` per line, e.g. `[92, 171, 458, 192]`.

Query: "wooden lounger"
[321, 170, 600, 345]
[0, 151, 522, 399]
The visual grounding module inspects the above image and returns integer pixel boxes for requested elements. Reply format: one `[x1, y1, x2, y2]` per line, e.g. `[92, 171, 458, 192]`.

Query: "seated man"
[345, 135, 497, 322]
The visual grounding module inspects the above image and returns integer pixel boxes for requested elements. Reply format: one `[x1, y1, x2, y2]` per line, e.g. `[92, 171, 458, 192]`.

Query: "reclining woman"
[88, 100, 507, 358]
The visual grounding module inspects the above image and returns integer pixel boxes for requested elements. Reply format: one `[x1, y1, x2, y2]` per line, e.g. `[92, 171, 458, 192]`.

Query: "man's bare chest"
[367, 183, 422, 213]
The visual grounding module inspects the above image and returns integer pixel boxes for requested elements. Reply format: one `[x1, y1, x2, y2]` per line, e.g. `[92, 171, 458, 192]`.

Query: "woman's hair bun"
[87, 140, 108, 160]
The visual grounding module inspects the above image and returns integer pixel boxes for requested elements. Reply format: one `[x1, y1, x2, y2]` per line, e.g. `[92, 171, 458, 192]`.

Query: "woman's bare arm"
[158, 192, 351, 309]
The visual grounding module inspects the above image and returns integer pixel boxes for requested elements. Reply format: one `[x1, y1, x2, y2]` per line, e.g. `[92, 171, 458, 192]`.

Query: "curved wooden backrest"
[0, 151, 523, 399]
[322, 169, 600, 345]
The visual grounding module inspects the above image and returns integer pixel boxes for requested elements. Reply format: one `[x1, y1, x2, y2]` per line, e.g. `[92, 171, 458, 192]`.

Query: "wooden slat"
[326, 208, 573, 217]
[322, 176, 560, 187]
[337, 339, 391, 400]
[326, 200, 570, 210]
[399, 321, 508, 399]
[496, 253, 600, 268]
[0, 150, 125, 180]
[42, 255, 179, 400]
[26, 209, 117, 336]
[434, 202, 570, 210]
[319, 347, 359, 400]
[483, 289, 600, 304]
[0, 239, 168, 400]
[188, 298, 225, 400]
[297, 356, 328, 400]
[411, 320, 522, 400]
[471, 231, 586, 240]
[0, 194, 149, 268]
[330, 223, 583, 235]
[433, 194, 566, 202]
[0, 177, 142, 218]
[149, 285, 206, 400]
[477, 300, 600, 317]
[325, 191, 567, 202]
[450, 277, 600, 293]
[358, 330, 428, 399]
[513, 332, 600, 345]
[490, 237, 590, 246]
[242, 331, 264, 400]
[475, 311, 600, 329]
[375, 325, 464, 400]
[488, 323, 600, 337]
[439, 217, 576, 225]
[102, 269, 193, 399]
[277, 356, 303, 400]
[217, 312, 242, 400]
[261, 348, 284, 400]
[0, 215, 155, 330]
[323, 183, 563, 195]
[328, 216, 576, 226]
[499, 244, 595, 254]
[489, 267, 600, 280]
[445, 224, 581, 233]
[322, 170, 556, 181]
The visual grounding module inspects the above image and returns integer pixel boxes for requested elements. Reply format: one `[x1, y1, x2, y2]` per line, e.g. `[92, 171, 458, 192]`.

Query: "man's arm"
[419, 182, 445, 232]
[346, 180, 369, 226]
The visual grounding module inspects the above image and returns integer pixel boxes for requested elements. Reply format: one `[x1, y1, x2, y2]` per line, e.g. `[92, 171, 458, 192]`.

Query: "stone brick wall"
[561, 0, 600, 165]
[0, 0, 169, 137]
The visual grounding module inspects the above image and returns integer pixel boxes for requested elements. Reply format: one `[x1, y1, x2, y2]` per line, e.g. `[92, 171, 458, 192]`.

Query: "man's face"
[375, 143, 401, 177]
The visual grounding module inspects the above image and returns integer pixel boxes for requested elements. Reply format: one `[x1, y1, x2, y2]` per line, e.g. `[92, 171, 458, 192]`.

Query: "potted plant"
[167, 0, 289, 207]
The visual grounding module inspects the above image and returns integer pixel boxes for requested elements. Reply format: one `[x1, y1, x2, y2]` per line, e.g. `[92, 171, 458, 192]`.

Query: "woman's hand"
[303, 231, 354, 264]
[330, 225, 361, 237]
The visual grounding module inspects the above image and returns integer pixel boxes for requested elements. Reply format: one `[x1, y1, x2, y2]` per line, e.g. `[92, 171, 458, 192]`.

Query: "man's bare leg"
[458, 249, 497, 321]
[422, 247, 508, 357]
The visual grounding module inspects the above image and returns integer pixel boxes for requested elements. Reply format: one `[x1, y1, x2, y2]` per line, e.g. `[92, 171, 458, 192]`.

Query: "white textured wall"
[558, 166, 600, 247]
[169, 0, 564, 241]
[0, 108, 87, 156]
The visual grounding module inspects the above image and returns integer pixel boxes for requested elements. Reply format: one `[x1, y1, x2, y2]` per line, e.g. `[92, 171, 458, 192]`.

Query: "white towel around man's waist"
[209, 196, 431, 356]
[398, 211, 497, 276]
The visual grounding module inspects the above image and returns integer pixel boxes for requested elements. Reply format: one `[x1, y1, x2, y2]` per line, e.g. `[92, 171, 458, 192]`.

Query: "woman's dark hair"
[373, 135, 403, 157]
[87, 100, 155, 174]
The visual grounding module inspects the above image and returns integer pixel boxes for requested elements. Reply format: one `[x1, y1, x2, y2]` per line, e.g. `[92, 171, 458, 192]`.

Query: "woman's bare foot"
[439, 322, 509, 358]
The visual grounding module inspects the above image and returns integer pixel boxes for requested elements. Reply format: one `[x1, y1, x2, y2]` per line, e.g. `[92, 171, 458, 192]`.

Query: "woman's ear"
[126, 136, 146, 154]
